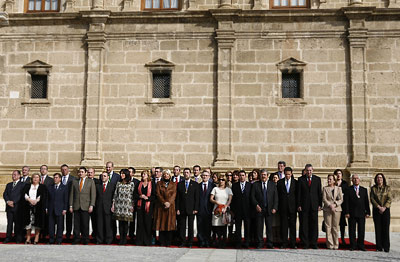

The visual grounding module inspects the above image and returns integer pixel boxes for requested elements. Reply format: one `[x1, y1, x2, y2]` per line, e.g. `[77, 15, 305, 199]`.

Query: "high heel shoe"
[25, 240, 31, 244]
[33, 241, 38, 245]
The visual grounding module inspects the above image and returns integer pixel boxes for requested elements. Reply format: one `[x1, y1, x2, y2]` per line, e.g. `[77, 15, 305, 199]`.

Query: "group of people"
[2, 161, 391, 252]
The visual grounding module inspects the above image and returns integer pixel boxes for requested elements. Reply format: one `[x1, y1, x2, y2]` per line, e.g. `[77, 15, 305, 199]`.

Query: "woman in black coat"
[334, 169, 348, 247]
[134, 170, 156, 246]
[20, 173, 47, 244]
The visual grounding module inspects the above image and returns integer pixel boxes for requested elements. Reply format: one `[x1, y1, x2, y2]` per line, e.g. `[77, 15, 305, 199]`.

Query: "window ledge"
[145, 98, 174, 106]
[275, 98, 307, 106]
[22, 99, 50, 106]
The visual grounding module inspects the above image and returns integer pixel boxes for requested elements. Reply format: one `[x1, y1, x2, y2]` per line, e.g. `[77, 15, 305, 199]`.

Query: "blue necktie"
[263, 182, 267, 207]
[185, 181, 189, 191]
[286, 180, 290, 193]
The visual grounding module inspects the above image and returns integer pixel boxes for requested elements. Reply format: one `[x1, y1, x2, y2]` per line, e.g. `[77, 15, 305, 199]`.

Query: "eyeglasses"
[219, 179, 225, 181]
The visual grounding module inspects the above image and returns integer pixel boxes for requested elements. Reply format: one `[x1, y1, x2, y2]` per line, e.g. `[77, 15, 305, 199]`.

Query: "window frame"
[144, 59, 175, 105]
[141, 0, 181, 11]
[276, 57, 307, 106]
[24, 0, 60, 13]
[270, 0, 309, 9]
[22, 60, 52, 106]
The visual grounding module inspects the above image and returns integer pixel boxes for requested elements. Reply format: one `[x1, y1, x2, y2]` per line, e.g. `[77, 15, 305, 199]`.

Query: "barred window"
[152, 72, 171, 98]
[26, 0, 60, 12]
[31, 74, 48, 99]
[282, 72, 300, 98]
[142, 0, 180, 10]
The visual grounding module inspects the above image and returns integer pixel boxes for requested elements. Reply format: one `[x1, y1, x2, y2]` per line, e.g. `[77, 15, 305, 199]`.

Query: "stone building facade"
[0, 0, 399, 229]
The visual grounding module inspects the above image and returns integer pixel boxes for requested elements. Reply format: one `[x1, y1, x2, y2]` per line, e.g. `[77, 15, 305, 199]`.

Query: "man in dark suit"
[297, 164, 322, 249]
[277, 166, 297, 248]
[105, 161, 120, 185]
[231, 170, 252, 248]
[344, 174, 371, 251]
[176, 168, 199, 247]
[20, 166, 31, 184]
[61, 164, 75, 239]
[96, 172, 115, 244]
[274, 161, 286, 180]
[88, 168, 100, 241]
[47, 173, 68, 244]
[3, 170, 25, 243]
[197, 170, 214, 247]
[251, 169, 278, 249]
[69, 166, 96, 245]
[128, 166, 139, 243]
[39, 164, 54, 239]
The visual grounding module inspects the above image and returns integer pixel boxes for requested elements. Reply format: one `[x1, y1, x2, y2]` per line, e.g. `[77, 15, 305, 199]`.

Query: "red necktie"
[203, 183, 207, 195]
[308, 177, 311, 187]
[103, 183, 106, 193]
[41, 176, 44, 184]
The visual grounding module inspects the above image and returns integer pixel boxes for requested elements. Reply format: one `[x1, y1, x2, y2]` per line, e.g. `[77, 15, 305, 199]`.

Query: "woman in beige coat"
[322, 174, 343, 249]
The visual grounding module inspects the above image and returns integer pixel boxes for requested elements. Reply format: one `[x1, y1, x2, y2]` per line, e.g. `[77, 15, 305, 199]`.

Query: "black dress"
[20, 184, 48, 230]
[134, 181, 156, 246]
[338, 180, 348, 243]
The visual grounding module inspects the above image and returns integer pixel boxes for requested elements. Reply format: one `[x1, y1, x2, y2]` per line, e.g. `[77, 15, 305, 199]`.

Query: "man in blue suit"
[105, 161, 120, 184]
[47, 173, 68, 244]
[3, 170, 25, 243]
[196, 170, 215, 247]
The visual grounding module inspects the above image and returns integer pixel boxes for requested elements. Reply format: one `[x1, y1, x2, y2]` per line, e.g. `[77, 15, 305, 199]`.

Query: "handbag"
[322, 220, 326, 232]
[222, 207, 232, 225]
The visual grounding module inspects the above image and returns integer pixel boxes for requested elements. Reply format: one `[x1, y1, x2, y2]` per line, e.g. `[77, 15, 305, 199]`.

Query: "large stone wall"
[0, 4, 399, 229]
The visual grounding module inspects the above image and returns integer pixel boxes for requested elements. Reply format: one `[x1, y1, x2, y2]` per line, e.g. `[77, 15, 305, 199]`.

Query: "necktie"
[21, 177, 24, 183]
[103, 183, 106, 193]
[55, 185, 58, 190]
[41, 176, 45, 184]
[203, 183, 207, 195]
[12, 182, 16, 188]
[263, 182, 267, 207]
[286, 180, 290, 193]
[79, 179, 83, 192]
[308, 177, 311, 187]
[241, 183, 245, 193]
[109, 174, 112, 183]
[185, 181, 189, 191]
[175, 177, 178, 185]
[62, 176, 66, 185]
[355, 186, 359, 197]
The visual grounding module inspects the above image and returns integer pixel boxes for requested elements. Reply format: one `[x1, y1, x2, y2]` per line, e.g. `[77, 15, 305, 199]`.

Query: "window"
[22, 60, 52, 105]
[142, 0, 180, 10]
[31, 74, 48, 99]
[26, 0, 60, 12]
[271, 0, 308, 8]
[282, 72, 300, 98]
[145, 59, 175, 105]
[152, 72, 171, 98]
[276, 57, 306, 105]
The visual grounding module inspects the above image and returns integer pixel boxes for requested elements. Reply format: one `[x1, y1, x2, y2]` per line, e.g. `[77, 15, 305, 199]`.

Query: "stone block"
[255, 50, 280, 63]
[322, 155, 348, 167]
[279, 107, 305, 120]
[267, 130, 291, 143]
[125, 52, 151, 64]
[26, 108, 51, 119]
[9, 121, 32, 128]
[267, 154, 293, 167]
[285, 145, 309, 152]
[51, 107, 75, 119]
[183, 144, 208, 153]
[189, 130, 212, 143]
[242, 130, 265, 143]
[284, 121, 309, 129]
[294, 154, 321, 167]
[4, 143, 28, 151]
[305, 106, 323, 119]
[233, 107, 255, 120]
[366, 48, 392, 63]
[179, 40, 199, 51]
[188, 107, 212, 120]
[293, 131, 319, 143]
[2, 129, 24, 142]
[103, 153, 129, 166]
[25, 130, 48, 142]
[163, 130, 188, 143]
[48, 129, 67, 141]
[372, 155, 399, 168]
[29, 143, 49, 151]
[372, 107, 397, 120]
[160, 40, 178, 50]
[26, 152, 49, 165]
[49, 52, 74, 65]
[237, 154, 256, 167]
[236, 51, 256, 63]
[185, 153, 213, 166]
[135, 130, 162, 143]
[235, 84, 261, 96]
[1, 151, 25, 164]
[327, 130, 347, 144]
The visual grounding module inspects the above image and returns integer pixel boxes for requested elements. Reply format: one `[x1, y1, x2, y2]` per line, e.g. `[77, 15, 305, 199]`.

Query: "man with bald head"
[344, 174, 370, 251]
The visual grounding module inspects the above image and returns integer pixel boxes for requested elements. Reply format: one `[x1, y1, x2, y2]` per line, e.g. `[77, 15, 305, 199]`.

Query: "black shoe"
[48, 241, 55, 245]
[56, 242, 62, 245]
[179, 243, 185, 248]
[280, 244, 288, 249]
[3, 239, 10, 244]
[256, 244, 263, 249]
[359, 247, 366, 251]
[82, 241, 88, 245]
[377, 248, 383, 251]
[311, 245, 318, 249]
[72, 240, 80, 245]
[349, 247, 354, 251]
[289, 244, 297, 249]
[384, 249, 389, 253]
[266, 244, 273, 249]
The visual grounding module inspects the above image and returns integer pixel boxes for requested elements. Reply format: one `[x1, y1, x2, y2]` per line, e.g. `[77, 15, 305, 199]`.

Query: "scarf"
[138, 181, 152, 213]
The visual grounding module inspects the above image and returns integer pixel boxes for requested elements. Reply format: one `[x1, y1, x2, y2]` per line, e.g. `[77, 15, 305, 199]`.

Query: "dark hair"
[374, 173, 387, 187]
[183, 167, 191, 173]
[305, 164, 313, 169]
[193, 165, 201, 170]
[333, 169, 343, 176]
[54, 173, 62, 179]
[239, 170, 246, 175]
[155, 167, 163, 172]
[284, 166, 293, 173]
[120, 169, 131, 183]
[128, 167, 136, 174]
[79, 166, 87, 172]
[40, 165, 48, 170]
[61, 164, 69, 169]
[278, 161, 286, 166]
[13, 170, 21, 175]
[173, 165, 180, 170]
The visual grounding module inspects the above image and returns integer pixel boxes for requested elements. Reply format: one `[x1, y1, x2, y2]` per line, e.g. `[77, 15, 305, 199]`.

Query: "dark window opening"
[282, 72, 300, 98]
[152, 72, 171, 98]
[31, 74, 48, 99]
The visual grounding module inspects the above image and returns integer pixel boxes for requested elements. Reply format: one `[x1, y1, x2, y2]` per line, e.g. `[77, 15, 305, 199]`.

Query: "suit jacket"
[251, 180, 278, 215]
[231, 181, 252, 219]
[297, 175, 322, 211]
[20, 176, 31, 184]
[277, 177, 297, 214]
[108, 171, 121, 185]
[322, 186, 343, 212]
[41, 175, 54, 188]
[69, 177, 96, 211]
[96, 182, 115, 215]
[198, 180, 214, 216]
[176, 180, 200, 215]
[344, 185, 371, 218]
[47, 183, 68, 216]
[3, 181, 25, 212]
